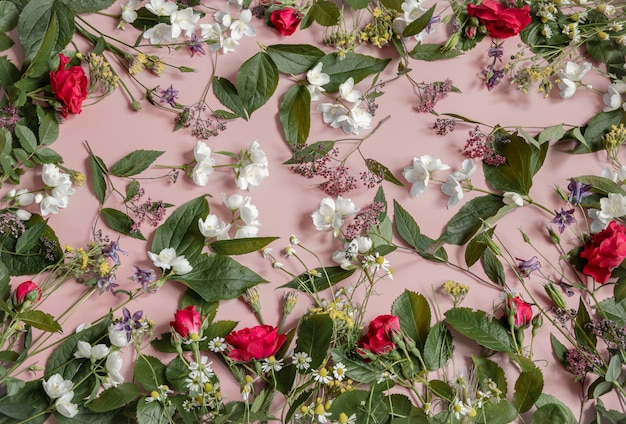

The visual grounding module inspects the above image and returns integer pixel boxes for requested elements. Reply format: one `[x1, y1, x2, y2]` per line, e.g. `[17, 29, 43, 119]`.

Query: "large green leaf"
[213, 76, 247, 119]
[295, 314, 333, 369]
[101, 208, 145, 240]
[17, 310, 61, 333]
[439, 195, 504, 245]
[409, 44, 464, 61]
[87, 383, 141, 413]
[423, 322, 453, 371]
[444, 307, 513, 352]
[533, 394, 577, 424]
[329, 390, 389, 424]
[309, 0, 340, 25]
[472, 355, 507, 396]
[266, 44, 325, 75]
[0, 1, 19, 31]
[391, 290, 430, 351]
[483, 133, 536, 195]
[573, 175, 626, 196]
[330, 347, 378, 384]
[210, 237, 278, 255]
[174, 254, 266, 303]
[316, 52, 390, 92]
[17, 0, 75, 61]
[59, 0, 115, 13]
[573, 109, 625, 153]
[280, 266, 355, 292]
[89, 154, 107, 205]
[237, 52, 278, 116]
[0, 380, 49, 421]
[135, 355, 167, 392]
[279, 84, 311, 149]
[393, 200, 446, 261]
[513, 364, 543, 413]
[110, 150, 163, 177]
[151, 196, 209, 260]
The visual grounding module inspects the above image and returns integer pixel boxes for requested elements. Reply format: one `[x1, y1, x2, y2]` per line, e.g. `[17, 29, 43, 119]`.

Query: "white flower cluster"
[392, 0, 434, 42]
[234, 140, 269, 191]
[588, 192, 626, 232]
[311, 196, 358, 236]
[8, 164, 78, 218]
[603, 78, 626, 113]
[192, 141, 216, 187]
[148, 247, 193, 275]
[42, 374, 78, 418]
[204, 3, 256, 54]
[403, 155, 450, 198]
[332, 235, 372, 270]
[317, 77, 373, 135]
[557, 61, 592, 99]
[198, 193, 261, 239]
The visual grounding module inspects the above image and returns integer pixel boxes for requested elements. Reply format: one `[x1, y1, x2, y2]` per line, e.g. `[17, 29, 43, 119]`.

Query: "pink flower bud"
[14, 280, 42, 308]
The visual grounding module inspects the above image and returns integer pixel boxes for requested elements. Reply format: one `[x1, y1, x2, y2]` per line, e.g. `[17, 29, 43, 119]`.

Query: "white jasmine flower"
[11, 188, 34, 206]
[103, 352, 125, 389]
[74, 340, 110, 360]
[355, 235, 372, 253]
[146, 0, 177, 16]
[230, 9, 256, 40]
[337, 103, 373, 135]
[198, 214, 231, 239]
[199, 22, 225, 51]
[109, 324, 131, 348]
[318, 103, 348, 124]
[223, 193, 246, 210]
[170, 7, 200, 39]
[192, 161, 214, 186]
[235, 224, 259, 238]
[311, 196, 358, 234]
[15, 209, 31, 221]
[338, 77, 362, 103]
[404, 155, 449, 198]
[240, 198, 260, 226]
[148, 248, 192, 274]
[602, 166, 626, 184]
[603, 82, 626, 112]
[51, 182, 75, 208]
[451, 159, 477, 181]
[558, 78, 578, 99]
[502, 192, 525, 207]
[561, 61, 592, 81]
[55, 392, 78, 418]
[235, 141, 269, 190]
[42, 374, 73, 399]
[40, 195, 60, 216]
[589, 193, 626, 232]
[393, 0, 431, 41]
[306, 63, 330, 101]
[441, 175, 464, 209]
[119, 0, 139, 27]
[42, 164, 70, 187]
[143, 23, 176, 44]
[221, 36, 239, 54]
[332, 239, 359, 269]
[76, 322, 92, 332]
[292, 352, 312, 370]
[171, 255, 193, 275]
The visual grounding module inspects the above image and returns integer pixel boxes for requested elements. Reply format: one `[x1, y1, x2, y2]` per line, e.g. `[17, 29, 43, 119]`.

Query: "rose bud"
[13, 280, 42, 310]
[170, 305, 203, 342]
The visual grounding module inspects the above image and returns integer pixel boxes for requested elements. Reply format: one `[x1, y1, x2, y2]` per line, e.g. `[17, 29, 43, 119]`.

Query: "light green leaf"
[444, 307, 513, 352]
[110, 150, 163, 177]
[34, 147, 61, 164]
[605, 355, 621, 383]
[135, 355, 167, 392]
[409, 44, 463, 61]
[87, 383, 140, 413]
[329, 390, 389, 423]
[393, 200, 445, 261]
[0, 1, 19, 31]
[89, 155, 107, 205]
[37, 111, 59, 145]
[59, 0, 115, 13]
[309, 0, 340, 25]
[17, 310, 61, 332]
[101, 208, 145, 240]
[0, 380, 49, 421]
[266, 44, 325, 74]
[482, 249, 505, 285]
[472, 355, 508, 396]
[391, 290, 430, 350]
[213, 76, 247, 119]
[136, 397, 175, 424]
[537, 124, 564, 145]
[14, 124, 36, 154]
[479, 401, 518, 424]
[615, 277, 626, 302]
[439, 194, 504, 245]
[596, 298, 626, 325]
[573, 175, 626, 196]
[174, 254, 266, 303]
[280, 266, 355, 292]
[531, 404, 574, 424]
[513, 364, 543, 413]
[165, 356, 188, 393]
[17, 0, 75, 61]
[237, 52, 278, 116]
[15, 221, 45, 254]
[210, 237, 279, 255]
[279, 84, 311, 149]
[295, 314, 333, 369]
[317, 52, 390, 92]
[534, 394, 577, 424]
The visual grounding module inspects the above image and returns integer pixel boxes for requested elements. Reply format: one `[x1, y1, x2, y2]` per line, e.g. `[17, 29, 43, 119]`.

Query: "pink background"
[4, 6, 619, 421]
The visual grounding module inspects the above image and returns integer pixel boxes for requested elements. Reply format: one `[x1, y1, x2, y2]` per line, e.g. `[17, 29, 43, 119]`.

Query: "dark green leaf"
[393, 200, 445, 260]
[87, 383, 140, 412]
[266, 44, 325, 74]
[380, 0, 403, 11]
[330, 347, 378, 384]
[174, 254, 266, 303]
[550, 334, 568, 364]
[439, 195, 504, 245]
[279, 84, 311, 149]
[237, 52, 278, 116]
[135, 355, 167, 392]
[428, 380, 454, 401]
[101, 208, 145, 240]
[531, 404, 574, 424]
[136, 398, 175, 424]
[513, 364, 543, 413]
[213, 76, 247, 119]
[165, 356, 188, 393]
[17, 0, 75, 61]
[210, 237, 278, 255]
[576, 109, 624, 153]
[295, 314, 333, 369]
[573, 175, 626, 196]
[483, 133, 535, 194]
[317, 52, 390, 92]
[59, 0, 115, 13]
[329, 390, 389, 423]
[0, 33, 13, 51]
[615, 277, 626, 302]
[125, 180, 140, 202]
[309, 0, 340, 25]
[35, 147, 62, 163]
[423, 322, 453, 371]
[110, 150, 163, 177]
[482, 249, 505, 285]
[17, 310, 61, 332]
[444, 307, 513, 352]
[409, 44, 463, 61]
[402, 4, 435, 37]
[281, 266, 355, 292]
[534, 394, 577, 424]
[367, 159, 403, 186]
[0, 380, 49, 421]
[15, 220, 46, 254]
[344, 0, 369, 9]
[89, 155, 107, 205]
[575, 297, 596, 349]
[472, 355, 507, 396]
[37, 110, 59, 145]
[181, 290, 219, 322]
[392, 290, 430, 350]
[283, 140, 335, 164]
[464, 228, 496, 267]
[0, 56, 20, 87]
[479, 401, 518, 424]
[14, 124, 36, 154]
[0, 1, 19, 31]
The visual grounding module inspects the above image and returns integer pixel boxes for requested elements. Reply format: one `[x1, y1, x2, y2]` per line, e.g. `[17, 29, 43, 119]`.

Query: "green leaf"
[174, 254, 266, 303]
[380, 0, 403, 11]
[110, 150, 163, 177]
[210, 237, 279, 255]
[616, 277, 626, 303]
[393, 200, 444, 260]
[101, 208, 145, 240]
[464, 228, 496, 267]
[423, 322, 453, 371]
[0, 380, 49, 421]
[472, 355, 508, 396]
[344, 0, 369, 8]
[513, 364, 543, 413]
[367, 159, 403, 186]
[330, 347, 378, 384]
[295, 314, 333, 369]
[573, 175, 626, 196]
[165, 356, 189, 393]
[409, 44, 463, 61]
[0, 56, 20, 88]
[34, 147, 61, 163]
[550, 333, 568, 364]
[439, 195, 504, 245]
[479, 401, 518, 424]
[279, 84, 311, 149]
[596, 297, 626, 325]
[59, 0, 115, 13]
[284, 140, 335, 164]
[534, 394, 577, 424]
[309, 0, 340, 25]
[237, 52, 278, 116]
[329, 390, 389, 423]
[14, 220, 46, 254]
[0, 1, 19, 31]
[135, 355, 167, 392]
[280, 266, 355, 292]
[428, 380, 454, 401]
[38, 110, 59, 145]
[537, 124, 564, 145]
[136, 398, 175, 424]
[89, 155, 107, 205]
[483, 133, 535, 194]
[213, 76, 247, 119]
[0, 33, 13, 51]
[482, 249, 505, 285]
[605, 355, 621, 383]
[391, 290, 430, 351]
[444, 307, 513, 352]
[14, 124, 37, 154]
[575, 297, 596, 349]
[17, 310, 61, 332]
[317, 52, 390, 92]
[531, 404, 574, 424]
[17, 0, 75, 61]
[266, 44, 325, 74]
[151, 195, 209, 260]
[576, 109, 624, 153]
[87, 383, 140, 412]
[402, 4, 435, 37]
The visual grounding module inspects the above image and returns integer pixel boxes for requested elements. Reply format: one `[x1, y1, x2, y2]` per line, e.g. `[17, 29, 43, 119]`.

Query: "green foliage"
[393, 200, 446, 261]
[423, 322, 453, 371]
[87, 383, 141, 413]
[237, 52, 279, 116]
[392, 290, 430, 351]
[109, 150, 163, 177]
[280, 266, 355, 292]
[212, 76, 247, 119]
[135, 355, 167, 392]
[101, 208, 145, 240]
[295, 313, 333, 369]
[316, 52, 390, 92]
[0, 380, 49, 422]
[266, 44, 325, 74]
[329, 390, 389, 423]
[513, 363, 544, 413]
[279, 84, 311, 149]
[439, 195, 504, 245]
[444, 308, 513, 352]
[308, 0, 340, 25]
[17, 0, 75, 61]
[409, 44, 464, 61]
[403, 5, 435, 38]
[210, 237, 278, 255]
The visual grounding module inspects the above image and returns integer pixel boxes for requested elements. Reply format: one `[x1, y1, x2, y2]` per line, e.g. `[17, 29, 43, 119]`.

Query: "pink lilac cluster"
[433, 118, 456, 135]
[0, 106, 19, 131]
[463, 126, 506, 166]
[361, 159, 385, 189]
[0, 212, 25, 238]
[291, 148, 358, 196]
[128, 188, 167, 233]
[415, 79, 453, 113]
[564, 347, 603, 377]
[345, 202, 386, 240]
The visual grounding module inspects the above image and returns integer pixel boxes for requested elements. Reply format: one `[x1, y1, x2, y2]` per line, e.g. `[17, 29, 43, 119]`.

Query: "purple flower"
[483, 67, 504, 91]
[97, 273, 119, 294]
[103, 237, 127, 265]
[159, 85, 179, 107]
[551, 207, 576, 234]
[516, 256, 541, 278]
[132, 265, 156, 292]
[487, 41, 504, 62]
[188, 34, 206, 57]
[567, 178, 592, 205]
[425, 15, 441, 33]
[114, 307, 144, 342]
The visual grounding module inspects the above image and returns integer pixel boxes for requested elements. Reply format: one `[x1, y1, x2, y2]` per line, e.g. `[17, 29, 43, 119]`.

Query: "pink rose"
[580, 221, 626, 284]
[170, 306, 202, 339]
[269, 8, 301, 36]
[504, 295, 533, 328]
[13, 280, 42, 309]
[356, 315, 401, 356]
[49, 54, 88, 118]
[466, 0, 531, 39]
[225, 325, 286, 362]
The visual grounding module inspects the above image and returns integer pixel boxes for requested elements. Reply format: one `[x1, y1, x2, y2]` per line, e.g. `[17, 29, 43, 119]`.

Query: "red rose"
[466, 0, 531, 39]
[225, 325, 286, 362]
[269, 8, 301, 36]
[170, 305, 202, 339]
[13, 280, 42, 308]
[356, 315, 401, 356]
[504, 295, 532, 328]
[49, 54, 88, 118]
[580, 221, 626, 284]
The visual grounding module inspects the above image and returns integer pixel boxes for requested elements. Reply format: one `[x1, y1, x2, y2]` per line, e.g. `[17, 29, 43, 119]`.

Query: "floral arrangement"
[0, 0, 626, 423]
